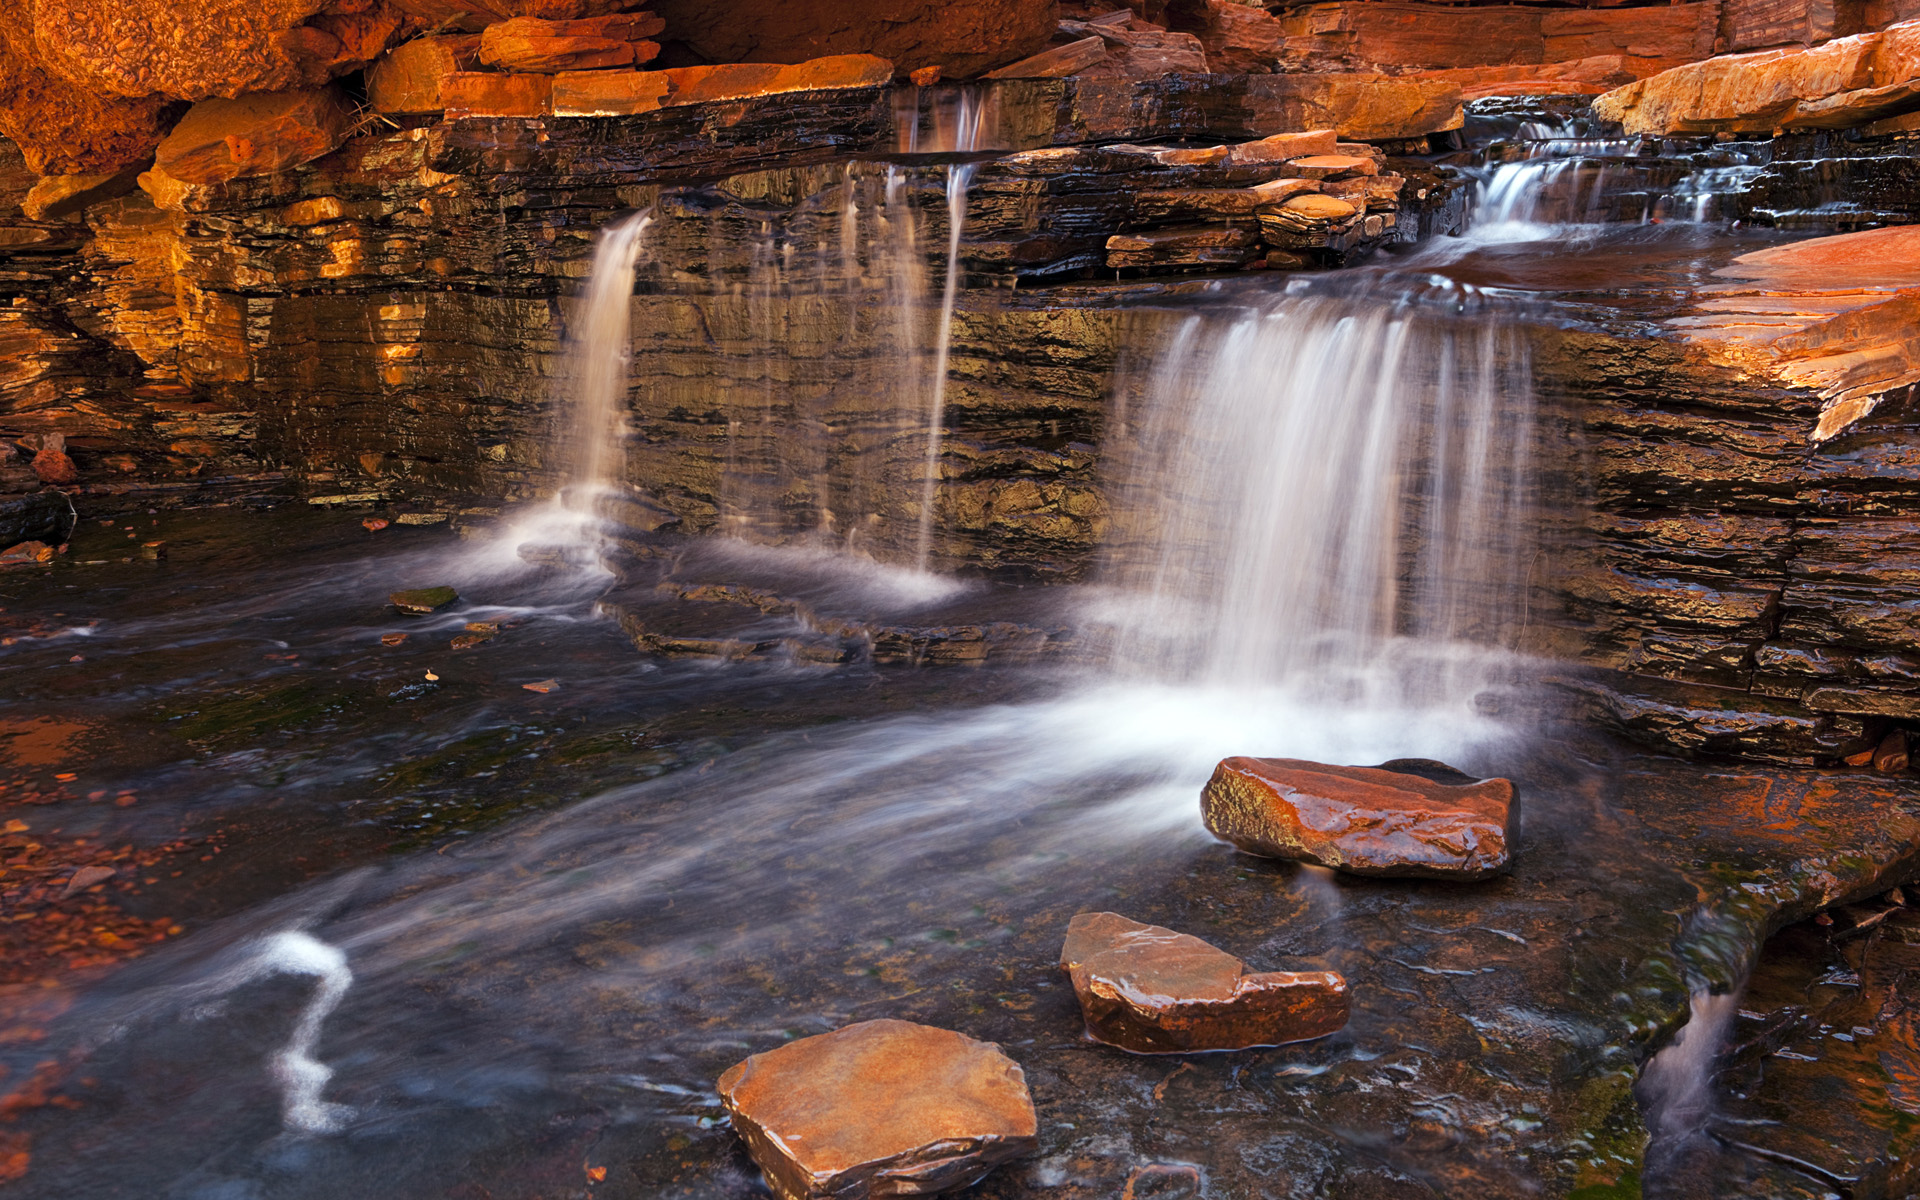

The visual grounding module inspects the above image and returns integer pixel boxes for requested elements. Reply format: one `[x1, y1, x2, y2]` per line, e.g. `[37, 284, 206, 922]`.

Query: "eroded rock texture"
[648, 0, 1058, 78]
[717, 1018, 1038, 1200]
[1060, 911, 1349, 1052]
[1201, 757, 1517, 879]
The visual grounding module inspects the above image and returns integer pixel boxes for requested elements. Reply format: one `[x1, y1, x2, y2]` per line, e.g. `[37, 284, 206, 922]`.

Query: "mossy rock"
[390, 585, 459, 614]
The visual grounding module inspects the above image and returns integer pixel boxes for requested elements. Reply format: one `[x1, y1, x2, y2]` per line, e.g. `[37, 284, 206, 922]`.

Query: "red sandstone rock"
[1595, 19, 1920, 136]
[983, 35, 1110, 79]
[1285, 153, 1379, 179]
[442, 71, 555, 118]
[368, 35, 483, 115]
[768, 54, 896, 92]
[717, 1019, 1037, 1200]
[662, 63, 785, 104]
[0, 9, 178, 174]
[1226, 128, 1338, 165]
[552, 69, 670, 116]
[646, 0, 1057, 80]
[1060, 912, 1349, 1053]
[21, 168, 145, 221]
[1201, 756, 1516, 879]
[479, 15, 665, 72]
[155, 88, 354, 186]
[30, 435, 79, 486]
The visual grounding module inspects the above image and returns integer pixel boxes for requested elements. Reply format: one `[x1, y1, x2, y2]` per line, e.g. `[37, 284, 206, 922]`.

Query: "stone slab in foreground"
[1202, 756, 1515, 878]
[1061, 911, 1349, 1053]
[717, 1018, 1037, 1200]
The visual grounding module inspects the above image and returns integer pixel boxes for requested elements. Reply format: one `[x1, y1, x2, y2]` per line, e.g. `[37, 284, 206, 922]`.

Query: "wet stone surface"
[3, 511, 1920, 1200]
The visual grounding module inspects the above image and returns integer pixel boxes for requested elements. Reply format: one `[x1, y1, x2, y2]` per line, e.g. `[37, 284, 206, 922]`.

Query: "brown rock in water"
[0, 541, 56, 566]
[1201, 756, 1516, 879]
[154, 88, 354, 186]
[717, 1019, 1037, 1200]
[1060, 912, 1349, 1053]
[368, 35, 483, 115]
[646, 0, 1056, 79]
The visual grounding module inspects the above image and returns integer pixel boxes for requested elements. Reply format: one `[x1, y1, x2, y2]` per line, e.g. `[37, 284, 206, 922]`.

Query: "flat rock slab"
[717, 1018, 1037, 1200]
[1060, 911, 1348, 1053]
[1202, 756, 1516, 878]
[389, 586, 458, 614]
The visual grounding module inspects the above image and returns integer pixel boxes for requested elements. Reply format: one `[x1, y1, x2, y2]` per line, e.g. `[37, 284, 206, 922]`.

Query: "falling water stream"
[3, 118, 1850, 1200]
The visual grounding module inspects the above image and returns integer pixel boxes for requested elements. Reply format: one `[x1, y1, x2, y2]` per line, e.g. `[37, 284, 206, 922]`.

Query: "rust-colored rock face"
[1060, 912, 1349, 1053]
[154, 87, 354, 186]
[1596, 19, 1920, 136]
[647, 0, 1059, 78]
[478, 14, 664, 72]
[368, 34, 482, 114]
[1202, 757, 1516, 879]
[717, 1019, 1037, 1200]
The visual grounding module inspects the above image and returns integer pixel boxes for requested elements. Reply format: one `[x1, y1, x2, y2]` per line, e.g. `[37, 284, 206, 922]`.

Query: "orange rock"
[1595, 19, 1920, 136]
[442, 72, 555, 118]
[1225, 128, 1338, 165]
[21, 168, 145, 221]
[662, 63, 785, 105]
[1201, 756, 1517, 879]
[0, 541, 55, 565]
[155, 88, 354, 186]
[647, 0, 1056, 80]
[1283, 152, 1378, 179]
[718, 1019, 1037, 1200]
[1060, 912, 1349, 1053]
[982, 35, 1110, 79]
[0, 10, 177, 174]
[479, 15, 665, 72]
[552, 69, 671, 116]
[767, 54, 895, 92]
[368, 35, 483, 115]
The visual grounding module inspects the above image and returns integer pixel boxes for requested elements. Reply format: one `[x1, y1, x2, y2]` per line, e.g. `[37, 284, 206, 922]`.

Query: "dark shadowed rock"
[1060, 911, 1349, 1053]
[0, 492, 75, 549]
[717, 1018, 1037, 1200]
[1201, 756, 1516, 878]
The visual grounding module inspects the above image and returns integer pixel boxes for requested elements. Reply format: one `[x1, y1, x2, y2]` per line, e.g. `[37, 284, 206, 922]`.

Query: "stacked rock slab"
[1060, 912, 1349, 1053]
[717, 1019, 1037, 1200]
[1201, 757, 1517, 879]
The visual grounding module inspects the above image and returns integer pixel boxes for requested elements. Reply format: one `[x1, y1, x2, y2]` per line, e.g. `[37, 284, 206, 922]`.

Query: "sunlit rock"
[478, 14, 665, 73]
[717, 1018, 1037, 1200]
[1060, 911, 1349, 1053]
[154, 88, 354, 186]
[1202, 756, 1516, 878]
[552, 69, 671, 116]
[443, 71, 555, 118]
[21, 168, 144, 222]
[367, 35, 482, 115]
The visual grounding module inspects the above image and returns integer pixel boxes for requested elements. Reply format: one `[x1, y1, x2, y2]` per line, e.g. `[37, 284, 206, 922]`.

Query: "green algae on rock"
[389, 585, 458, 614]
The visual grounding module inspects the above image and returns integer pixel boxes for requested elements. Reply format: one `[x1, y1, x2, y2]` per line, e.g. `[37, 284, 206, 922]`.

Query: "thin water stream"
[0, 122, 1885, 1200]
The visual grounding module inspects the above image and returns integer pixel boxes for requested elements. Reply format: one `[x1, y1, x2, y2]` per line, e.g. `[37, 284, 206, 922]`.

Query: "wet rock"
[1875, 730, 1911, 773]
[1059, 911, 1349, 1053]
[1201, 756, 1516, 879]
[0, 492, 74, 549]
[31, 435, 79, 486]
[1106, 225, 1259, 270]
[390, 586, 459, 614]
[153, 87, 354, 186]
[0, 541, 55, 566]
[367, 35, 483, 115]
[717, 1018, 1037, 1200]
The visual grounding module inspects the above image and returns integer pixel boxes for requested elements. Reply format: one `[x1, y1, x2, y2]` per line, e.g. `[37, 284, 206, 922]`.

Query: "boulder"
[367, 35, 483, 115]
[645, 0, 1057, 79]
[154, 88, 354, 186]
[442, 72, 555, 118]
[1060, 912, 1349, 1053]
[717, 1019, 1037, 1200]
[21, 167, 145, 221]
[1594, 19, 1920, 136]
[0, 11, 179, 174]
[1201, 756, 1517, 879]
[478, 14, 665, 72]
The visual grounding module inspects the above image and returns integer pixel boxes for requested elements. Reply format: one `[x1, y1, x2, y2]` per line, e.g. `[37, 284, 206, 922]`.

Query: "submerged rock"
[390, 586, 458, 614]
[717, 1018, 1037, 1200]
[1060, 911, 1349, 1053]
[1201, 756, 1516, 878]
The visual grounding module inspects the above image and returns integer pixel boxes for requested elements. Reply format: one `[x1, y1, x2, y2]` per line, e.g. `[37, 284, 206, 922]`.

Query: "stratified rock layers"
[717, 1019, 1038, 1200]
[1201, 757, 1516, 878]
[1060, 912, 1349, 1053]
[648, 0, 1058, 79]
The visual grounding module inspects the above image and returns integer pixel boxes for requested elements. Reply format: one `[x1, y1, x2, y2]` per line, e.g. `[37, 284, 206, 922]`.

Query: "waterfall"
[913, 90, 991, 572]
[562, 211, 651, 505]
[1100, 280, 1535, 706]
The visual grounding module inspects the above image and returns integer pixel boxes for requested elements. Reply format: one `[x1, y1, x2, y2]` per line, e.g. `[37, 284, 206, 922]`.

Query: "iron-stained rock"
[153, 87, 354, 186]
[1201, 756, 1516, 879]
[717, 1018, 1037, 1200]
[1060, 912, 1349, 1053]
